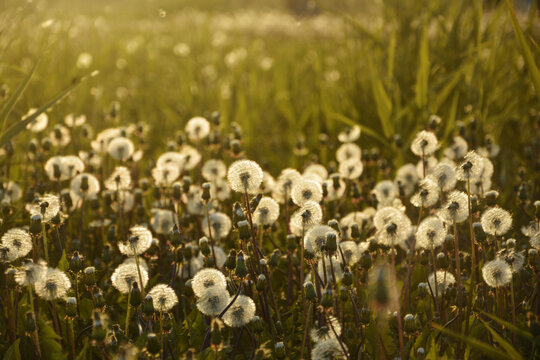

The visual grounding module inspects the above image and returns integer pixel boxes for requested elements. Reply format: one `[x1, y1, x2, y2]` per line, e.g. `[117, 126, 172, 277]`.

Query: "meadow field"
[0, 0, 539, 358]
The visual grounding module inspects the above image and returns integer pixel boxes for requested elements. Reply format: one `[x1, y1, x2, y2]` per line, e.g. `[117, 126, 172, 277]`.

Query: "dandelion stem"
[300, 302, 312, 360]
[125, 291, 132, 337]
[68, 318, 76, 360]
[390, 248, 405, 360]
[41, 222, 49, 263]
[453, 221, 463, 358]
[134, 254, 145, 297]
[27, 285, 42, 359]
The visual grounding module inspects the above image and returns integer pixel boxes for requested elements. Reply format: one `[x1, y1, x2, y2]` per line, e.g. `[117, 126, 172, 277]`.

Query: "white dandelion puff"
[222, 295, 256, 327]
[428, 271, 456, 297]
[427, 163, 457, 192]
[410, 178, 439, 208]
[338, 158, 363, 180]
[148, 284, 178, 312]
[437, 191, 469, 224]
[480, 207, 512, 236]
[482, 259, 512, 288]
[35, 267, 71, 300]
[227, 160, 264, 194]
[292, 179, 323, 206]
[411, 130, 438, 156]
[185, 116, 210, 141]
[253, 197, 280, 227]
[196, 286, 230, 316]
[336, 143, 361, 163]
[192, 268, 228, 297]
[416, 217, 446, 250]
[111, 263, 149, 294]
[203, 212, 232, 240]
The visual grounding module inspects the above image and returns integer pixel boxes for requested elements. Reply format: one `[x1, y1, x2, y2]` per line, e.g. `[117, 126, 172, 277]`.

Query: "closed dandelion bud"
[130, 282, 142, 307]
[238, 220, 250, 240]
[25, 311, 36, 333]
[286, 234, 296, 252]
[170, 225, 182, 247]
[485, 190, 499, 207]
[417, 282, 428, 298]
[506, 238, 516, 249]
[146, 333, 161, 355]
[259, 259, 267, 272]
[322, 182, 328, 197]
[404, 314, 416, 333]
[224, 249, 237, 271]
[183, 244, 193, 260]
[444, 234, 454, 250]
[172, 183, 182, 201]
[211, 321, 222, 347]
[235, 251, 248, 279]
[182, 177, 191, 193]
[84, 266, 96, 285]
[275, 342, 286, 359]
[152, 186, 161, 200]
[269, 249, 280, 268]
[418, 250, 429, 265]
[233, 202, 245, 224]
[70, 251, 84, 272]
[143, 295, 154, 316]
[417, 347, 426, 360]
[351, 224, 361, 240]
[360, 252, 372, 270]
[102, 244, 113, 264]
[275, 321, 284, 338]
[473, 222, 486, 243]
[528, 249, 538, 267]
[339, 286, 348, 301]
[41, 137, 52, 151]
[368, 237, 378, 252]
[66, 297, 77, 317]
[231, 139, 242, 155]
[256, 274, 266, 291]
[199, 237, 210, 257]
[29, 214, 42, 235]
[161, 313, 172, 332]
[92, 312, 107, 341]
[331, 174, 341, 190]
[470, 195, 479, 213]
[436, 252, 448, 269]
[445, 283, 457, 301]
[342, 267, 353, 286]
[360, 307, 371, 325]
[93, 287, 106, 308]
[328, 219, 340, 233]
[304, 281, 317, 301]
[326, 233, 337, 254]
[139, 178, 150, 191]
[201, 182, 211, 202]
[250, 194, 262, 211]
[321, 288, 333, 309]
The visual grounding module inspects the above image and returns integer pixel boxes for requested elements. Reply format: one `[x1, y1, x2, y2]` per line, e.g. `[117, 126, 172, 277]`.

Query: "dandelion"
[185, 116, 210, 141]
[25, 193, 61, 222]
[196, 286, 230, 316]
[310, 315, 341, 342]
[151, 208, 175, 235]
[71, 173, 100, 199]
[428, 271, 456, 296]
[311, 338, 348, 360]
[375, 210, 412, 248]
[305, 225, 338, 255]
[222, 294, 256, 327]
[210, 178, 231, 201]
[339, 241, 361, 265]
[147, 284, 178, 312]
[23, 108, 48, 132]
[416, 156, 438, 177]
[410, 130, 438, 156]
[35, 267, 71, 300]
[498, 249, 525, 273]
[372, 180, 398, 207]
[186, 186, 206, 216]
[202, 159, 227, 181]
[304, 164, 328, 181]
[340, 211, 372, 238]
[522, 222, 540, 250]
[291, 179, 323, 206]
[64, 113, 86, 127]
[338, 158, 363, 179]
[227, 160, 263, 194]
[482, 259, 512, 288]
[337, 125, 361, 143]
[111, 263, 149, 293]
[177, 257, 204, 279]
[410, 178, 439, 208]
[395, 163, 419, 197]
[318, 254, 343, 282]
[273, 168, 302, 203]
[15, 260, 47, 286]
[178, 145, 202, 170]
[152, 165, 180, 187]
[336, 143, 361, 163]
[480, 207, 512, 236]
[0, 181, 22, 203]
[322, 177, 346, 201]
[1, 228, 32, 259]
[456, 151, 483, 181]
[118, 226, 153, 256]
[260, 171, 276, 193]
[416, 217, 446, 250]
[105, 166, 132, 190]
[443, 136, 468, 160]
[291, 201, 323, 233]
[49, 125, 71, 147]
[253, 196, 280, 226]
[437, 191, 469, 224]
[44, 156, 66, 181]
[192, 268, 227, 297]
[202, 212, 232, 239]
[107, 137, 134, 161]
[427, 163, 457, 192]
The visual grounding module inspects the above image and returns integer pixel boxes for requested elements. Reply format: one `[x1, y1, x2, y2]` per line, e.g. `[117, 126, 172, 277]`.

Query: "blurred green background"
[0, 0, 538, 173]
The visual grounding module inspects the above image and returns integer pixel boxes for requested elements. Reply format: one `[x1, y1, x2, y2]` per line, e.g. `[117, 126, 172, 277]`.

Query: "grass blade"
[480, 311, 539, 344]
[415, 23, 429, 109]
[479, 319, 522, 359]
[504, 0, 540, 102]
[367, 56, 393, 139]
[329, 112, 390, 147]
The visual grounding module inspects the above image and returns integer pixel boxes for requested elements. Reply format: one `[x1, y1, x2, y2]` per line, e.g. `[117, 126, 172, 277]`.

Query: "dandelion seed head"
[0, 181, 22, 204]
[1, 228, 32, 259]
[317, 254, 343, 282]
[372, 180, 398, 207]
[410, 130, 438, 156]
[497, 248, 525, 273]
[437, 191, 469, 224]
[336, 143, 361, 163]
[178, 145, 202, 170]
[148, 284, 178, 312]
[192, 268, 227, 297]
[305, 225, 338, 255]
[310, 315, 341, 343]
[322, 177, 346, 201]
[152, 164, 180, 187]
[311, 337, 348, 360]
[292, 179, 323, 206]
[118, 226, 153, 256]
[210, 178, 231, 201]
[151, 208, 175, 235]
[111, 263, 149, 294]
[25, 193, 61, 222]
[185, 116, 210, 141]
[24, 108, 48, 133]
[338, 125, 361, 143]
[70, 173, 100, 199]
[444, 136, 468, 160]
[222, 294, 256, 327]
[202, 159, 227, 181]
[177, 257, 203, 279]
[416, 216, 446, 250]
[428, 271, 456, 296]
[304, 164, 328, 181]
[272, 168, 302, 203]
[410, 178, 440, 208]
[203, 212, 232, 239]
[107, 137, 134, 161]
[456, 151, 483, 181]
[227, 160, 264, 194]
[427, 163, 456, 192]
[105, 166, 132, 191]
[416, 156, 438, 177]
[196, 286, 230, 316]
[395, 163, 419, 197]
[35, 267, 71, 301]
[340, 241, 361, 265]
[185, 186, 206, 216]
[480, 207, 512, 236]
[340, 211, 372, 238]
[291, 201, 323, 233]
[482, 259, 512, 288]
[15, 260, 47, 286]
[338, 158, 363, 180]
[253, 196, 280, 226]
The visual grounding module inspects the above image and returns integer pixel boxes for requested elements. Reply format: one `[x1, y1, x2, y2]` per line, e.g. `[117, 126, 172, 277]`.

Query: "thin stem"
[134, 254, 146, 297]
[300, 302, 312, 360]
[69, 318, 76, 360]
[453, 222, 463, 358]
[41, 222, 49, 263]
[125, 291, 132, 337]
[390, 249, 405, 360]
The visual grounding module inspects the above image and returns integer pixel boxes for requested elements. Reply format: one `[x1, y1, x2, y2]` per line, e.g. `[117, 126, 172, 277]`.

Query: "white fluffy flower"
[482, 259, 512, 288]
[253, 197, 280, 226]
[411, 130, 438, 156]
[111, 262, 149, 293]
[437, 191, 469, 224]
[227, 160, 263, 194]
[416, 217, 446, 250]
[148, 284, 178, 312]
[185, 116, 210, 141]
[222, 295, 256, 327]
[480, 207, 512, 236]
[35, 267, 71, 300]
[292, 180, 323, 206]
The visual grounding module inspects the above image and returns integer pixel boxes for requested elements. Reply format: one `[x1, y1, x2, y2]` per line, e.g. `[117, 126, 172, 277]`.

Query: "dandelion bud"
[417, 347, 426, 360]
[287, 234, 296, 252]
[360, 252, 372, 270]
[41, 137, 52, 151]
[235, 251, 248, 279]
[84, 266, 96, 285]
[485, 190, 499, 207]
[142, 295, 155, 316]
[326, 233, 337, 254]
[66, 297, 77, 317]
[183, 244, 193, 260]
[444, 234, 454, 250]
[24, 311, 37, 333]
[93, 287, 106, 308]
[182, 176, 191, 193]
[268, 249, 281, 268]
[102, 244, 113, 264]
[250, 193, 262, 211]
[70, 251, 84, 272]
[201, 182, 211, 202]
[275, 341, 286, 359]
[342, 267, 353, 286]
[404, 313, 416, 333]
[130, 282, 142, 307]
[233, 202, 245, 225]
[304, 281, 317, 301]
[146, 333, 161, 355]
[436, 252, 449, 269]
[368, 237, 378, 252]
[231, 139, 242, 155]
[473, 222, 486, 244]
[237, 220, 251, 240]
[528, 249, 538, 267]
[360, 307, 371, 325]
[275, 321, 284, 338]
[256, 274, 266, 291]
[350, 224, 361, 240]
[417, 282, 428, 298]
[199, 237, 210, 257]
[29, 214, 42, 235]
[321, 288, 333, 309]
[92, 311, 107, 341]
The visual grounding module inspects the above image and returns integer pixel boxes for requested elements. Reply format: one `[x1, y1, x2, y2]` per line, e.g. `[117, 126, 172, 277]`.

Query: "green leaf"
[367, 56, 393, 138]
[504, 0, 540, 102]
[415, 23, 430, 109]
[0, 59, 41, 133]
[430, 68, 464, 114]
[3, 338, 21, 360]
[480, 311, 540, 344]
[79, 298, 94, 322]
[479, 319, 522, 359]
[0, 71, 95, 147]
[431, 323, 512, 360]
[57, 250, 68, 271]
[328, 112, 390, 147]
